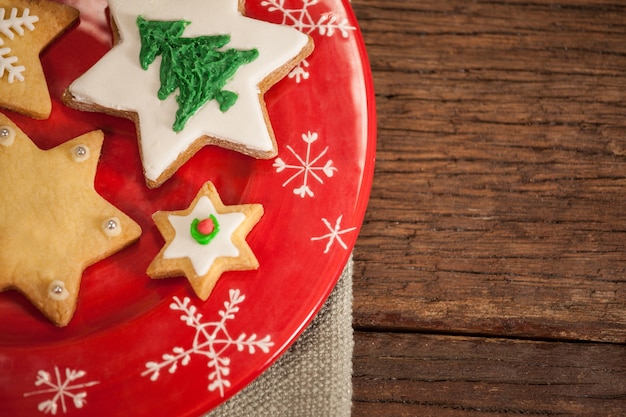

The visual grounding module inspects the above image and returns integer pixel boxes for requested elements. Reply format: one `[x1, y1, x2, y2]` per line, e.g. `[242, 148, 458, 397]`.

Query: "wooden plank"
[352, 332, 626, 417]
[350, 0, 626, 342]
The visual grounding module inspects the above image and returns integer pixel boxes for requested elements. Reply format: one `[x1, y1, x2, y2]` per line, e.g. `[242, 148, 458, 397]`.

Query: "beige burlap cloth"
[206, 257, 354, 417]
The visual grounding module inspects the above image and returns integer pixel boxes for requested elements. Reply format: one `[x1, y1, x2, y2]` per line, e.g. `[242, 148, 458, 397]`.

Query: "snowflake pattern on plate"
[273, 131, 337, 198]
[261, 0, 355, 82]
[23, 367, 99, 415]
[0, 7, 38, 83]
[311, 215, 357, 254]
[142, 290, 274, 397]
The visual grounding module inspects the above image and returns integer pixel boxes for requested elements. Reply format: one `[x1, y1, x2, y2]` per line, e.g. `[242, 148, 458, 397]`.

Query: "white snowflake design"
[261, 0, 356, 82]
[311, 215, 357, 254]
[273, 131, 337, 198]
[142, 290, 274, 397]
[23, 367, 99, 415]
[0, 7, 38, 83]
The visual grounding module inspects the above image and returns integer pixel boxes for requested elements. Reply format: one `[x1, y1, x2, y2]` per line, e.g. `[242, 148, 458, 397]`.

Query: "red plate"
[0, 0, 375, 416]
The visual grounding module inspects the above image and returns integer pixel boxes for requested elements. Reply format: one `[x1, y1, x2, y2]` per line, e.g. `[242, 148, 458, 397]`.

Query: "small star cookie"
[147, 181, 263, 300]
[0, 0, 78, 119]
[64, 0, 313, 188]
[0, 112, 142, 326]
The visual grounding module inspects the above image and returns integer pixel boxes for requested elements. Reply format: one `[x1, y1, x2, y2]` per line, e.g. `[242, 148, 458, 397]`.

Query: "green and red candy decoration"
[190, 214, 220, 245]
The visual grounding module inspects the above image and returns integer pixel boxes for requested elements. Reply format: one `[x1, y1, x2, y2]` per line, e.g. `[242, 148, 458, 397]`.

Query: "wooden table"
[350, 1, 626, 415]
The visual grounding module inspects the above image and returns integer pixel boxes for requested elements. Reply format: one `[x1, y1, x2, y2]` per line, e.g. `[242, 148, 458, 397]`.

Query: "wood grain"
[349, 0, 626, 415]
[351, 0, 626, 342]
[353, 332, 626, 417]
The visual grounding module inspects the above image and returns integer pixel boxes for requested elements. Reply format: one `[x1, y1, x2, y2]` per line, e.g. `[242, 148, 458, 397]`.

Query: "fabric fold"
[207, 256, 354, 417]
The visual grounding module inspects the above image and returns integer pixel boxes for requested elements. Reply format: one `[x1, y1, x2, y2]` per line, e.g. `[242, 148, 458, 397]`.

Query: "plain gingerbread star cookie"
[64, 0, 313, 188]
[0, 112, 142, 326]
[147, 181, 263, 300]
[0, 0, 78, 119]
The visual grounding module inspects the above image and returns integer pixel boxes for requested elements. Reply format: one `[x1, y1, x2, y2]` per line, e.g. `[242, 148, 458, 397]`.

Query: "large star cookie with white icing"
[147, 181, 263, 300]
[0, 0, 78, 119]
[0, 112, 142, 326]
[65, 0, 313, 188]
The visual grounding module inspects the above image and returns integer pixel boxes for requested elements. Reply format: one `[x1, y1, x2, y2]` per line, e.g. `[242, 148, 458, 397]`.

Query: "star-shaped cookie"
[64, 0, 313, 188]
[147, 181, 263, 300]
[0, 0, 78, 119]
[0, 113, 142, 326]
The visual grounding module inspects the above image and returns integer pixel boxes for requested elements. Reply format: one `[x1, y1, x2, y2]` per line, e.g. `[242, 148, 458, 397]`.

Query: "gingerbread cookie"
[64, 0, 314, 188]
[0, 112, 142, 326]
[147, 181, 263, 300]
[0, 0, 78, 119]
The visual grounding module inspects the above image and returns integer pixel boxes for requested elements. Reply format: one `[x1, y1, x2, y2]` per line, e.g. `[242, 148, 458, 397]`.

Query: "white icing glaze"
[68, 0, 310, 184]
[164, 196, 245, 276]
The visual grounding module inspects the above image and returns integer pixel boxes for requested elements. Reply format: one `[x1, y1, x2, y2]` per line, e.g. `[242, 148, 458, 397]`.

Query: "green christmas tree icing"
[137, 16, 259, 132]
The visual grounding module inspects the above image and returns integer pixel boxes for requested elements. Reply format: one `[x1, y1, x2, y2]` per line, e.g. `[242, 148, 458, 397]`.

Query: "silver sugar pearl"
[71, 144, 90, 162]
[47, 280, 69, 300]
[102, 217, 122, 237]
[0, 126, 14, 147]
